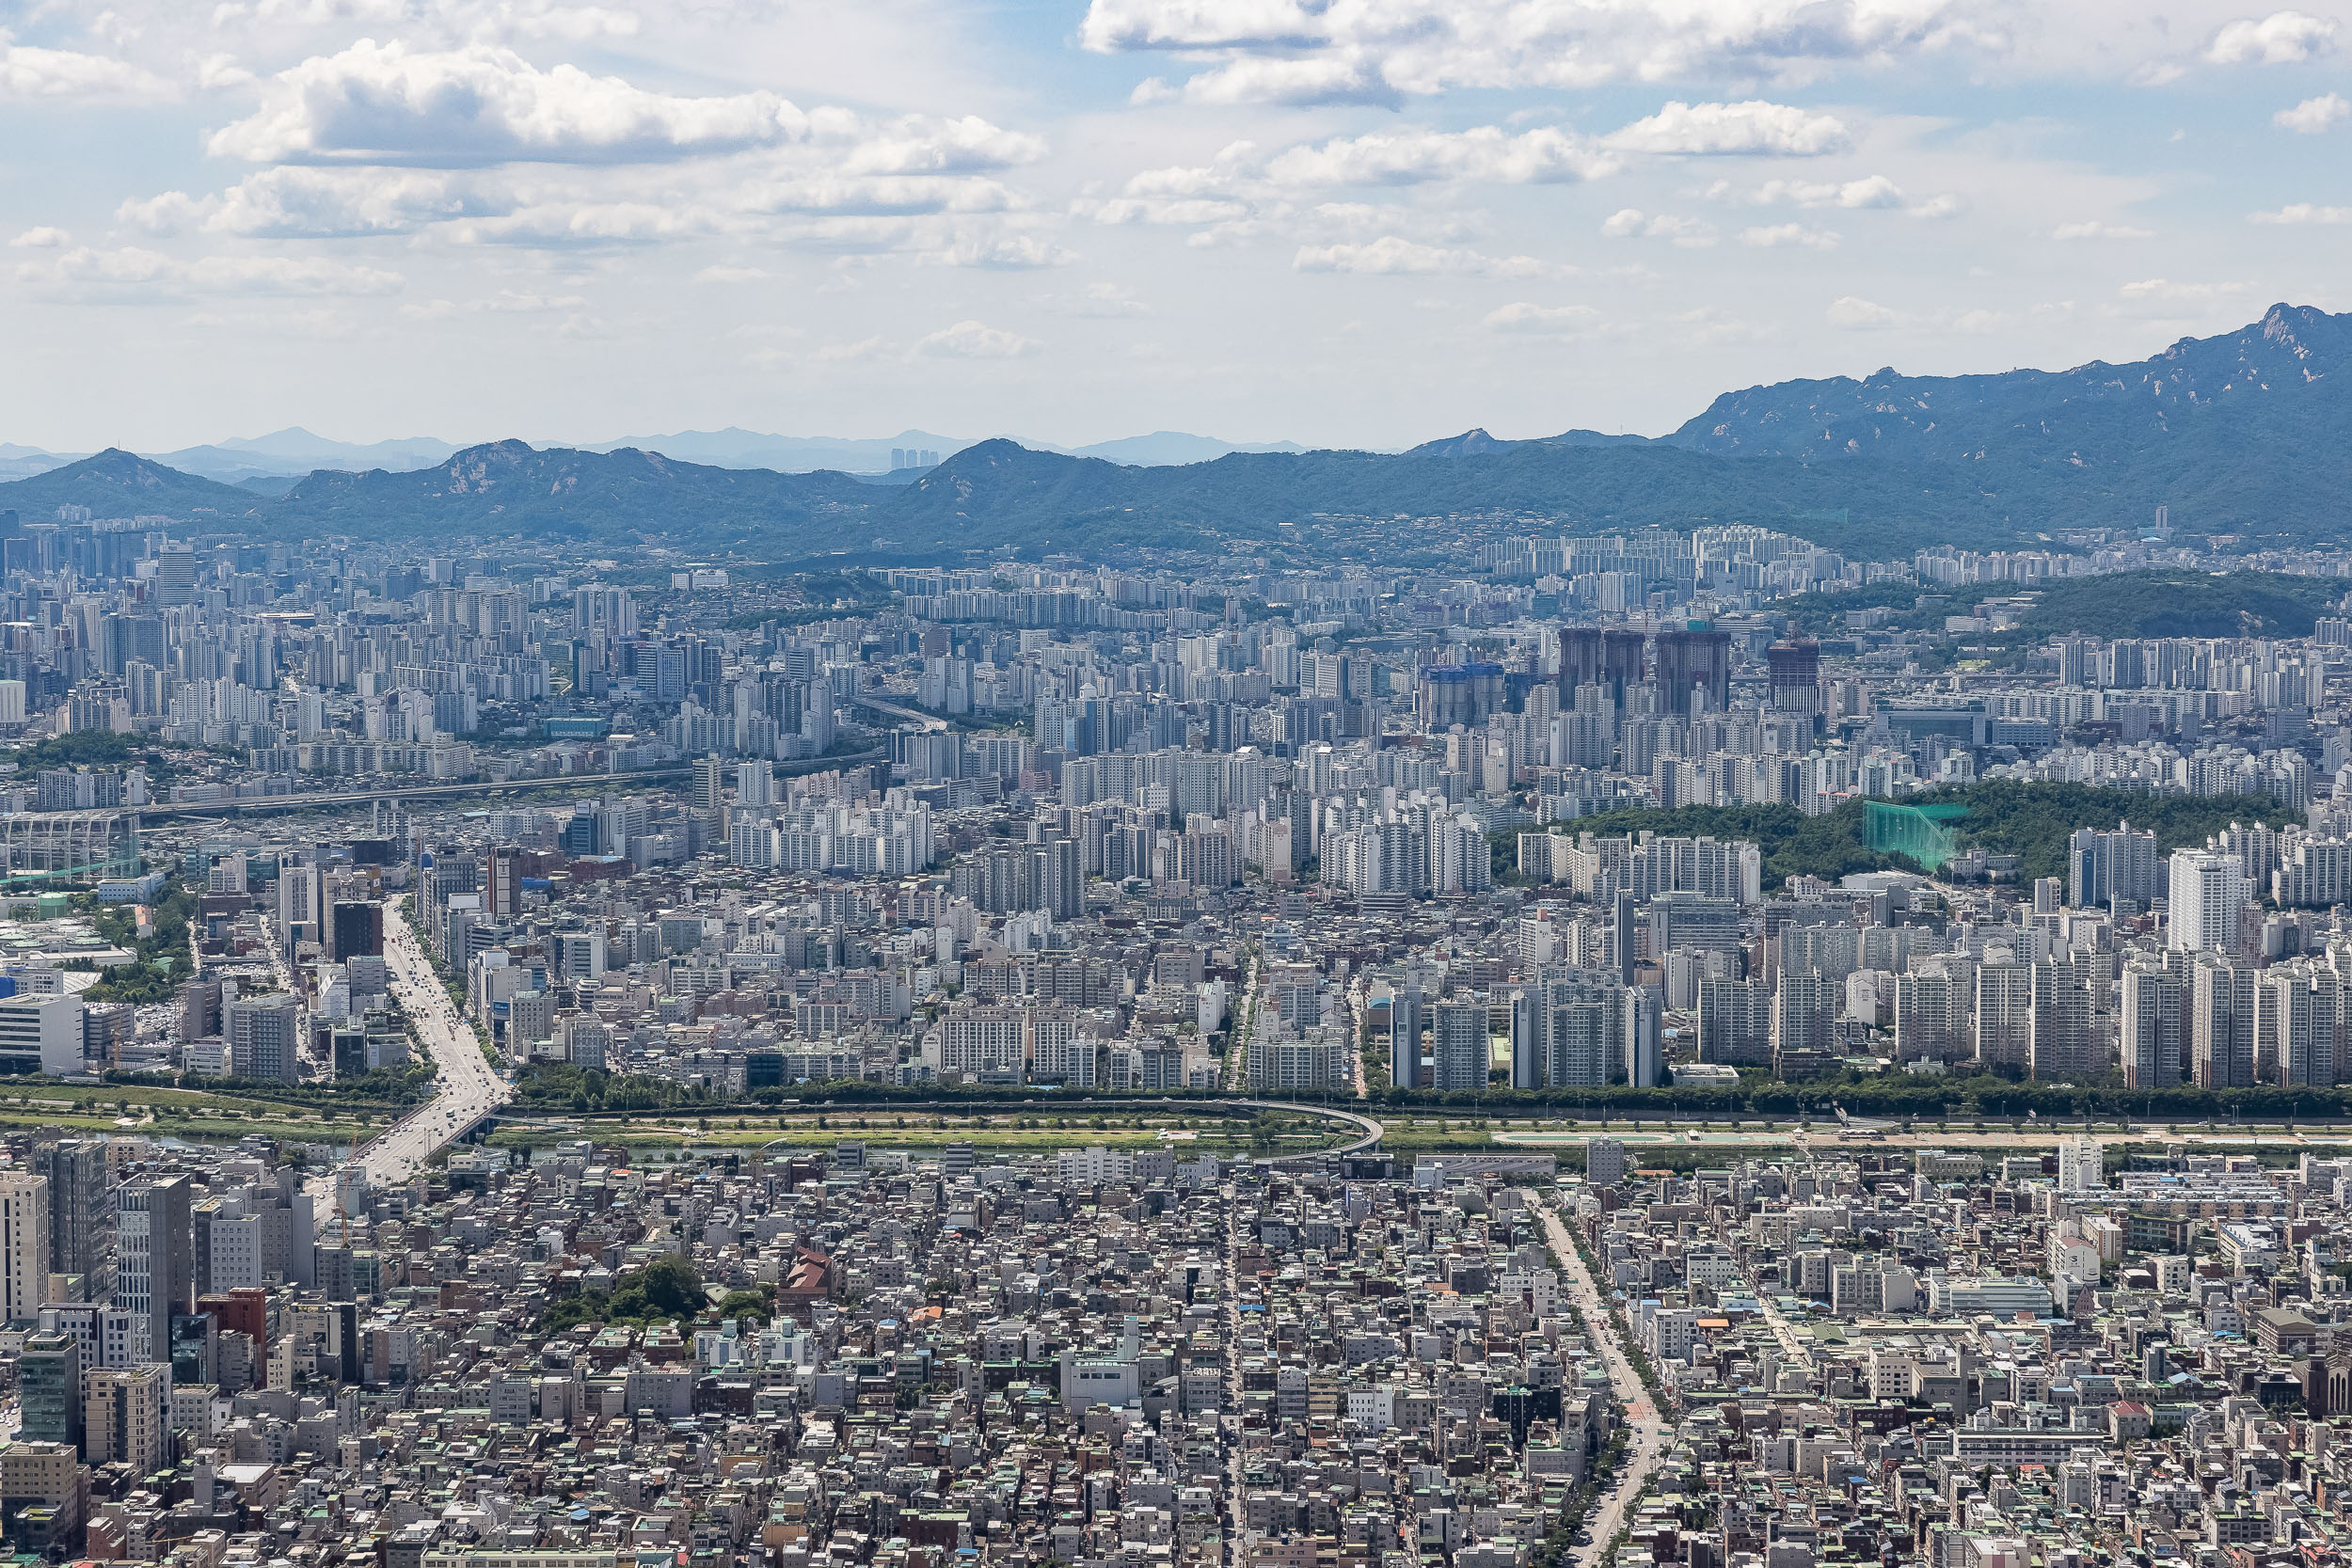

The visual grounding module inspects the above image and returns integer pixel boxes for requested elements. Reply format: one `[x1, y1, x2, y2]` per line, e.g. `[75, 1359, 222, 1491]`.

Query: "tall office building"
[85, 1364, 167, 1476]
[228, 993, 301, 1083]
[17, 1333, 80, 1452]
[116, 1176, 193, 1363]
[486, 845, 525, 919]
[32, 1137, 107, 1294]
[1765, 639, 1821, 720]
[1390, 986, 1423, 1092]
[2169, 849, 2252, 953]
[0, 1172, 48, 1323]
[1624, 985, 1661, 1088]
[692, 752, 725, 812]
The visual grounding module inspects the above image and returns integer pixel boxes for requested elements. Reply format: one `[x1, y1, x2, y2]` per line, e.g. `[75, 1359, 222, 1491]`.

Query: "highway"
[1528, 1190, 1668, 1568]
[314, 909, 512, 1203]
[129, 752, 882, 821]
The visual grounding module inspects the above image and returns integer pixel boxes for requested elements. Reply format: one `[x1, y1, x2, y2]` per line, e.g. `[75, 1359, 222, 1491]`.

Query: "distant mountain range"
[0, 425, 1312, 486]
[6, 304, 2346, 561]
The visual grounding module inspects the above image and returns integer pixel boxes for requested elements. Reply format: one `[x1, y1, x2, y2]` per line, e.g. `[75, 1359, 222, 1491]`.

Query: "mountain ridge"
[8, 304, 2350, 557]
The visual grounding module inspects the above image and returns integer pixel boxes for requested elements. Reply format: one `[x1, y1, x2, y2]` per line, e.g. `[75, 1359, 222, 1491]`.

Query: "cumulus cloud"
[2053, 220, 2153, 239]
[2206, 10, 2335, 63]
[204, 167, 496, 236]
[1482, 301, 1600, 333]
[1740, 222, 1837, 247]
[19, 245, 404, 297]
[741, 174, 1018, 218]
[1743, 174, 1905, 208]
[0, 39, 172, 98]
[2275, 92, 2350, 130]
[1603, 101, 1850, 156]
[1825, 294, 1900, 328]
[1599, 208, 1715, 245]
[209, 39, 817, 164]
[843, 116, 1046, 174]
[916, 319, 1041, 357]
[1265, 125, 1614, 185]
[9, 227, 68, 247]
[1075, 0, 1992, 102]
[2251, 201, 2352, 222]
[1175, 55, 1394, 106]
[1293, 236, 1545, 275]
[448, 199, 712, 245]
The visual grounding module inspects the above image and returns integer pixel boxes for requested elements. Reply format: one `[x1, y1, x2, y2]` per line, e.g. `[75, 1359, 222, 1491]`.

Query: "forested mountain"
[9, 305, 2350, 558]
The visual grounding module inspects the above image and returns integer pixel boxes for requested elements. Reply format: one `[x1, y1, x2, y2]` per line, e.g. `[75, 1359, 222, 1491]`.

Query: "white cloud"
[1603, 101, 1850, 156]
[1908, 193, 1964, 218]
[1057, 281, 1152, 317]
[1483, 301, 1600, 333]
[20, 245, 404, 298]
[1176, 55, 1392, 106]
[2205, 10, 2335, 63]
[1740, 222, 1837, 247]
[1088, 197, 1252, 225]
[1825, 294, 1900, 328]
[930, 232, 1075, 268]
[843, 116, 1046, 174]
[2251, 201, 2352, 222]
[1265, 125, 1613, 185]
[2119, 277, 2249, 301]
[0, 39, 172, 98]
[916, 319, 1041, 358]
[742, 174, 1018, 218]
[814, 336, 885, 363]
[2052, 220, 2153, 239]
[210, 39, 815, 164]
[8, 226, 68, 248]
[1599, 208, 1715, 246]
[115, 191, 218, 235]
[1746, 174, 1905, 208]
[2275, 92, 2350, 130]
[1076, 0, 1994, 102]
[207, 167, 495, 236]
[449, 199, 713, 245]
[1293, 236, 1545, 275]
[693, 264, 769, 283]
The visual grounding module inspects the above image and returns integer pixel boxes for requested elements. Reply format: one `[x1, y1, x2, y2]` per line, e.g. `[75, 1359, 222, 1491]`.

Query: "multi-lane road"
[1528, 1190, 1668, 1568]
[313, 911, 511, 1203]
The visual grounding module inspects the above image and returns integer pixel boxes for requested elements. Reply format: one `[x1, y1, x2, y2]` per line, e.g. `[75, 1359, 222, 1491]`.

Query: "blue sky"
[2, 0, 2350, 452]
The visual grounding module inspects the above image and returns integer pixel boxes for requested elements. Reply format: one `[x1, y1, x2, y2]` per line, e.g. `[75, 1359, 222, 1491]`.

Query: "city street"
[1528, 1190, 1668, 1568]
[314, 911, 511, 1201]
